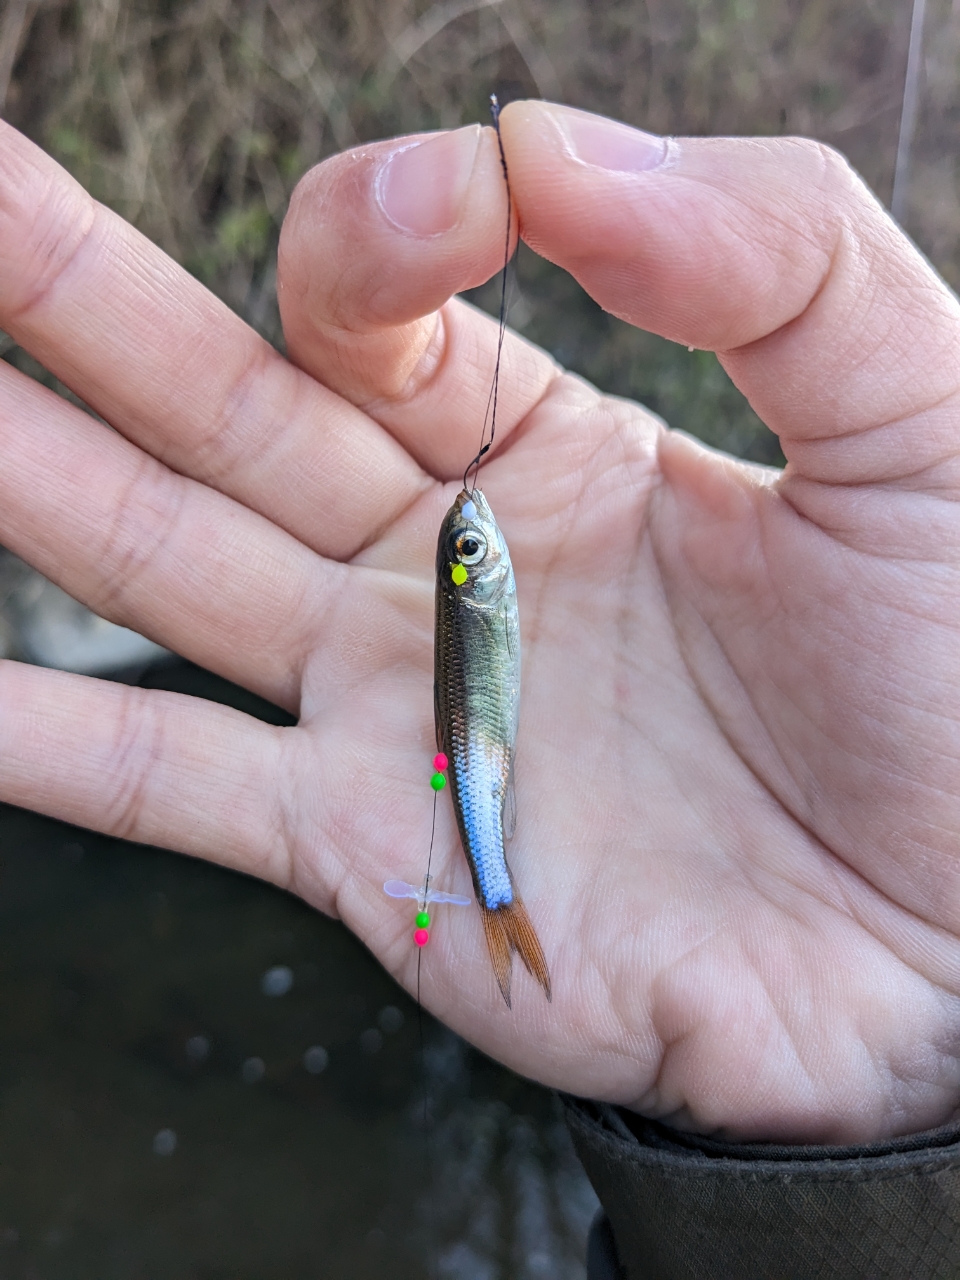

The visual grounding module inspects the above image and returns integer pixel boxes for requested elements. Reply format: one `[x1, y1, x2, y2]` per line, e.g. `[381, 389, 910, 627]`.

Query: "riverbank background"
[0, 1, 958, 1276]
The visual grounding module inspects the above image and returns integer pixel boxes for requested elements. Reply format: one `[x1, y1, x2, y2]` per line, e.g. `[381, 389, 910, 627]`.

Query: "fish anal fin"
[478, 897, 552, 1006]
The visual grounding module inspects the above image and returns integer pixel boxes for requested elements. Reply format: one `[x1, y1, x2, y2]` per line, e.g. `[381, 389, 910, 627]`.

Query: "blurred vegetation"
[1, 0, 959, 465]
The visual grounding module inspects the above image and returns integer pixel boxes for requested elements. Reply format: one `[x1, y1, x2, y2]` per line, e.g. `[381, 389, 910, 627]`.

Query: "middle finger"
[0, 358, 329, 711]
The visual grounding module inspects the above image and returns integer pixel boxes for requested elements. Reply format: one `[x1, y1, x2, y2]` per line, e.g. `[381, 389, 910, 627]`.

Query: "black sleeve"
[562, 1094, 960, 1280]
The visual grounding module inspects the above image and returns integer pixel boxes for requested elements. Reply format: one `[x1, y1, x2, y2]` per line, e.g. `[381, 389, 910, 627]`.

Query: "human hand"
[2, 101, 959, 1144]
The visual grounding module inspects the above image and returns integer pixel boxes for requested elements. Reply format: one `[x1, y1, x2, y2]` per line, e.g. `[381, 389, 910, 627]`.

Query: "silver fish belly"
[435, 488, 550, 1006]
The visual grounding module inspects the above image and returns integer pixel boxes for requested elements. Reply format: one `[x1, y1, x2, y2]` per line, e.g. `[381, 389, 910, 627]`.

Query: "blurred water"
[0, 659, 596, 1279]
[0, 550, 167, 674]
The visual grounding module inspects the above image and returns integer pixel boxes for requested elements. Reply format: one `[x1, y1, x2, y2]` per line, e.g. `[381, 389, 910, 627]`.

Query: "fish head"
[437, 489, 513, 605]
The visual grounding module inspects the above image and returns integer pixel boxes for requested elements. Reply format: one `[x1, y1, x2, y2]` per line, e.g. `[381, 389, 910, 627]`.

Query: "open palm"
[3, 101, 960, 1144]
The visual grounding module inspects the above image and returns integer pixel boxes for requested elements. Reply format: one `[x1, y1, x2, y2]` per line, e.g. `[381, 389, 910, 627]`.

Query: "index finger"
[277, 126, 560, 481]
[0, 121, 425, 562]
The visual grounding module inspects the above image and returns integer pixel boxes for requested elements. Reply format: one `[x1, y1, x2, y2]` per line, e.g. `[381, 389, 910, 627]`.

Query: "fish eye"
[455, 531, 487, 565]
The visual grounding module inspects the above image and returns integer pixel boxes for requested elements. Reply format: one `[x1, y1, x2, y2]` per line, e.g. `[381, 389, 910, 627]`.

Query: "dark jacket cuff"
[563, 1095, 960, 1280]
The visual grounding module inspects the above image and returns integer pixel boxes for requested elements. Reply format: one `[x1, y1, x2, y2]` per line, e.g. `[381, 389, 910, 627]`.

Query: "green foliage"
[217, 202, 272, 259]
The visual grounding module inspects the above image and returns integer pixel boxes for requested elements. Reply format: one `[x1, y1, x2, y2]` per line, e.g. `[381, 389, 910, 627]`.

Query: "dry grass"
[1, 0, 959, 460]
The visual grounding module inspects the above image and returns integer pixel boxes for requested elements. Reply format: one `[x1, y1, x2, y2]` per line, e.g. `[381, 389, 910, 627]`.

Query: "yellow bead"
[451, 563, 468, 586]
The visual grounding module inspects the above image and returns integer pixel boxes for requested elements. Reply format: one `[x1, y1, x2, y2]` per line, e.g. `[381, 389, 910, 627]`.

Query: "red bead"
[433, 753, 448, 772]
[414, 928, 429, 947]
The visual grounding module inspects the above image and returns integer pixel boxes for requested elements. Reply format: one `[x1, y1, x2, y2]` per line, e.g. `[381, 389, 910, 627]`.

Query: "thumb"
[500, 100, 960, 497]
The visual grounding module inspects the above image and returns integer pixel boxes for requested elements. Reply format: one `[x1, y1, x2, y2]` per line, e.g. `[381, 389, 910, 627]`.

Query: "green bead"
[430, 772, 446, 791]
[416, 911, 430, 929]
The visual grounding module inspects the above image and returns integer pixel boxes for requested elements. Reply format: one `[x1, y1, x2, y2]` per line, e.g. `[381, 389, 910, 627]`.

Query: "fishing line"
[420, 89, 514, 1135]
[463, 93, 515, 495]
[891, 0, 927, 225]
[416, 787, 439, 1115]
[416, 787, 438, 1279]
[385, 93, 517, 1272]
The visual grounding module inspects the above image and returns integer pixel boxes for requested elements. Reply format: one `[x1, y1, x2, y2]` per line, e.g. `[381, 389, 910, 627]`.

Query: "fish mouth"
[456, 488, 492, 518]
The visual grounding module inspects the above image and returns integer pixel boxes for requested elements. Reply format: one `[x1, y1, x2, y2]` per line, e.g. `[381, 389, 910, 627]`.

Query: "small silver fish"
[435, 488, 551, 1007]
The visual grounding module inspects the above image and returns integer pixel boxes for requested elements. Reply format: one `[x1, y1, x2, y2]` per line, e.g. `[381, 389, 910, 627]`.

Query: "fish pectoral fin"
[478, 897, 552, 1007]
[503, 759, 517, 841]
[434, 681, 446, 755]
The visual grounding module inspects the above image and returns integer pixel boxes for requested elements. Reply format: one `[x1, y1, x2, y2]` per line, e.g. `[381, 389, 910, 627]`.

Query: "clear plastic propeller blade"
[383, 880, 419, 900]
[426, 889, 472, 905]
[383, 879, 471, 906]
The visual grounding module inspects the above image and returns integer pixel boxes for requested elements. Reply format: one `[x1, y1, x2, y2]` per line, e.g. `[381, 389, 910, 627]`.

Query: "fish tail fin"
[478, 897, 552, 1008]
[479, 903, 514, 1008]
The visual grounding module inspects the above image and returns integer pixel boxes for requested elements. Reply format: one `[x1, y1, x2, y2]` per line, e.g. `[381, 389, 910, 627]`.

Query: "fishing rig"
[382, 93, 515, 982]
[382, 755, 471, 944]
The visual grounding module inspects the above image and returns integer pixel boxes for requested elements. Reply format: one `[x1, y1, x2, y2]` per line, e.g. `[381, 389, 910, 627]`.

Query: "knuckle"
[0, 132, 98, 321]
[101, 685, 159, 841]
[90, 456, 186, 621]
[358, 312, 444, 406]
[189, 340, 282, 485]
[803, 138, 863, 201]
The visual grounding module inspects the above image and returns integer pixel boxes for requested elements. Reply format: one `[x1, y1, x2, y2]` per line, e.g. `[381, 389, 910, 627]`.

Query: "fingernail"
[545, 104, 667, 173]
[376, 126, 481, 236]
